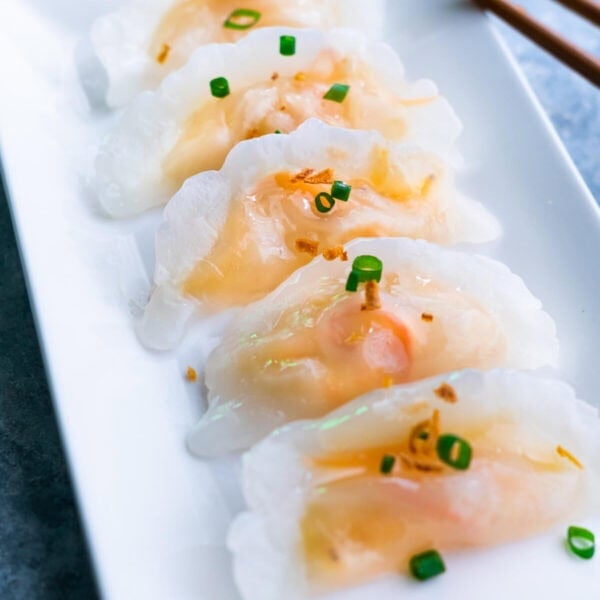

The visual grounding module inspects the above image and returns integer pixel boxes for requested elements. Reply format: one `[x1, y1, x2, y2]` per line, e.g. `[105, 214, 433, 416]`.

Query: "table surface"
[0, 2, 598, 598]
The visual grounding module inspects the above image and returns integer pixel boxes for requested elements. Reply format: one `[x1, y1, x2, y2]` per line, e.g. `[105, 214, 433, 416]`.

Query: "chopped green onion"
[210, 77, 230, 98]
[323, 83, 350, 103]
[224, 8, 261, 30]
[274, 129, 282, 134]
[345, 255, 383, 292]
[315, 192, 335, 214]
[418, 431, 430, 441]
[331, 180, 352, 201]
[380, 454, 395, 475]
[409, 549, 446, 581]
[567, 526, 595, 559]
[437, 434, 472, 470]
[346, 271, 359, 292]
[280, 35, 296, 56]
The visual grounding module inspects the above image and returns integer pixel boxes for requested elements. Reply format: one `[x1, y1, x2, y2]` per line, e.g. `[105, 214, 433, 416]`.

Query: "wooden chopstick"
[473, 0, 600, 87]
[553, 0, 600, 27]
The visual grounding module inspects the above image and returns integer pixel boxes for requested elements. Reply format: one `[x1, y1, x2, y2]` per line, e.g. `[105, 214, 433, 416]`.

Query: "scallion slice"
[224, 8, 261, 30]
[280, 35, 296, 56]
[315, 192, 335, 214]
[380, 454, 395, 475]
[210, 77, 230, 98]
[331, 180, 352, 201]
[323, 83, 350, 103]
[345, 255, 383, 292]
[437, 434, 472, 470]
[409, 549, 446, 581]
[274, 129, 282, 134]
[568, 526, 595, 559]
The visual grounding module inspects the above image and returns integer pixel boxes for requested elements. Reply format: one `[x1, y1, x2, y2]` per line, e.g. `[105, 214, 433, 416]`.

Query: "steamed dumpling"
[94, 27, 461, 217]
[140, 120, 500, 350]
[91, 0, 385, 106]
[230, 370, 600, 600]
[188, 238, 558, 456]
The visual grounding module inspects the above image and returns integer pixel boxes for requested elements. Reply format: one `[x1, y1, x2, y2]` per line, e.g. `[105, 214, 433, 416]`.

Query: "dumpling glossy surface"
[188, 238, 558, 456]
[229, 370, 600, 600]
[95, 28, 461, 216]
[91, 0, 385, 106]
[140, 120, 499, 350]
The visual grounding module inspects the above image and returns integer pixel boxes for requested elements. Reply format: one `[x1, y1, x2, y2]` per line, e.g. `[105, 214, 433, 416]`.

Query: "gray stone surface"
[0, 2, 598, 599]
[497, 0, 600, 200]
[0, 178, 98, 600]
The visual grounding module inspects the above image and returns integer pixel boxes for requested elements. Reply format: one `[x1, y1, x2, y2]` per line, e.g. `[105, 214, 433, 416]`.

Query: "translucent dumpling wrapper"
[229, 369, 600, 600]
[94, 27, 462, 217]
[139, 120, 500, 350]
[188, 238, 558, 456]
[91, 0, 385, 107]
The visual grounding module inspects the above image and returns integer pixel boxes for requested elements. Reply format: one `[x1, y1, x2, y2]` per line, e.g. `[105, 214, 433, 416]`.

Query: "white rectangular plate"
[1, 1, 599, 599]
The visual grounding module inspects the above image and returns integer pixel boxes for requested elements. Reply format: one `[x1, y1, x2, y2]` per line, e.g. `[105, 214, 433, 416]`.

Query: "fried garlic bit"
[421, 312, 434, 322]
[290, 168, 314, 183]
[434, 383, 457, 403]
[156, 43, 171, 64]
[186, 366, 198, 382]
[305, 168, 335, 184]
[271, 72, 279, 81]
[295, 238, 319, 257]
[361, 280, 381, 312]
[400, 410, 443, 472]
[291, 168, 335, 184]
[295, 239, 353, 263]
[410, 410, 440, 453]
[557, 445, 584, 469]
[387, 410, 450, 473]
[322, 246, 348, 262]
